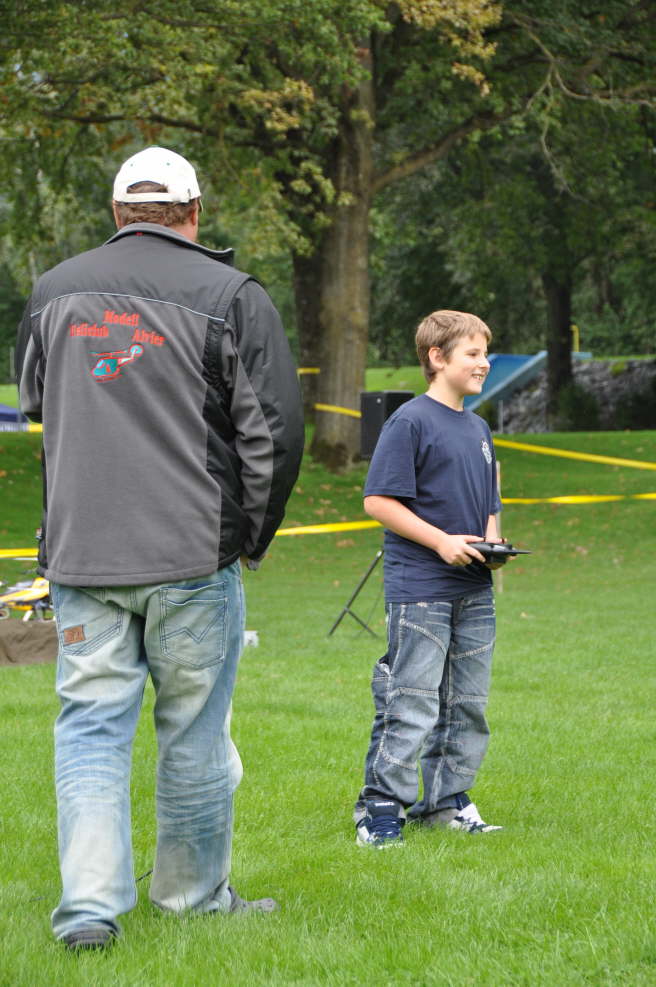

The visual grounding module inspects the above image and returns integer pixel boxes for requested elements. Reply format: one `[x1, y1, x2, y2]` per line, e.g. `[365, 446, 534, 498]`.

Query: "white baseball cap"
[113, 146, 201, 203]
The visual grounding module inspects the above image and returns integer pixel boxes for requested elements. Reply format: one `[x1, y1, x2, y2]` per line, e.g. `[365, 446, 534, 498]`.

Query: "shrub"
[613, 376, 656, 429]
[553, 382, 600, 431]
[476, 399, 498, 431]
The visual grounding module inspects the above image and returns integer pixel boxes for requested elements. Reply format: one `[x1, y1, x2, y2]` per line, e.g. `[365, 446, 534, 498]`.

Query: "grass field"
[0, 383, 19, 407]
[1, 429, 656, 985]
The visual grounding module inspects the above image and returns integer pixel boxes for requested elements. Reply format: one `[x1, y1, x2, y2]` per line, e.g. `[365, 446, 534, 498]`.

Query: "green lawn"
[1, 432, 656, 984]
[365, 365, 427, 396]
[0, 382, 19, 407]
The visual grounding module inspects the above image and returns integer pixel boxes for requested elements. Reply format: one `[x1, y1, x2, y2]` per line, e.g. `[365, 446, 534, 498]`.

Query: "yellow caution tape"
[314, 403, 362, 419]
[0, 423, 42, 433]
[11, 421, 655, 471]
[3, 489, 655, 560]
[297, 367, 320, 375]
[494, 437, 656, 471]
[307, 414, 656, 471]
[504, 495, 624, 505]
[276, 520, 381, 536]
[276, 492, 656, 522]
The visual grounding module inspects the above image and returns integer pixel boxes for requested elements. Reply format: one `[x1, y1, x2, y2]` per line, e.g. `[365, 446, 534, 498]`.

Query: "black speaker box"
[360, 390, 414, 459]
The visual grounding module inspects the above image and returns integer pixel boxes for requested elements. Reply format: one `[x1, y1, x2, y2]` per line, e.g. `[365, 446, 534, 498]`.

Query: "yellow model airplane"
[0, 576, 52, 621]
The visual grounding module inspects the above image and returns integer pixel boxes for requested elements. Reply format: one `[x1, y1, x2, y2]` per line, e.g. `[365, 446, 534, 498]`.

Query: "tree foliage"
[371, 96, 656, 353]
[370, 1, 656, 425]
[0, 1, 497, 258]
[0, 0, 503, 463]
[1, 1, 656, 452]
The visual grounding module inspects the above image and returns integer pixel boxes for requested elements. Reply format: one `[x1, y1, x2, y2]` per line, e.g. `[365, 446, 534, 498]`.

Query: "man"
[16, 146, 304, 949]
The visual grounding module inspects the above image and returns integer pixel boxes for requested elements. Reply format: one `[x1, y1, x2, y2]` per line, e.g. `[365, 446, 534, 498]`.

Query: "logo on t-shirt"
[481, 439, 492, 464]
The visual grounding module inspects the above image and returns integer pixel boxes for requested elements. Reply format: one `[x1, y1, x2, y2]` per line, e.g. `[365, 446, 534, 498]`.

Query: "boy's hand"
[435, 534, 486, 566]
[482, 537, 509, 570]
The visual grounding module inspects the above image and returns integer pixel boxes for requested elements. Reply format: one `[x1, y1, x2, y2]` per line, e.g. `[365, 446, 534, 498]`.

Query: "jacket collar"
[105, 223, 234, 266]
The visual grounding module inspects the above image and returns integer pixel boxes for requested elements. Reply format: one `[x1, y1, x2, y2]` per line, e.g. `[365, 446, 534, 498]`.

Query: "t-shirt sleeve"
[364, 415, 417, 500]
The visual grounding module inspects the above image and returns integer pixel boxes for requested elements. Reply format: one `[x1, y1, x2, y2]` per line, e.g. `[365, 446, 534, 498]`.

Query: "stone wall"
[498, 359, 656, 433]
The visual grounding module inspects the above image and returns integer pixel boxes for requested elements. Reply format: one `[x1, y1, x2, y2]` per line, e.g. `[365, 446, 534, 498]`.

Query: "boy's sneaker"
[61, 926, 116, 951]
[433, 801, 502, 834]
[356, 798, 405, 848]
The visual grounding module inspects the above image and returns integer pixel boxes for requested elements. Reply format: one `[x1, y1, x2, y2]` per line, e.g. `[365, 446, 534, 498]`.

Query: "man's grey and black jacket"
[16, 223, 304, 587]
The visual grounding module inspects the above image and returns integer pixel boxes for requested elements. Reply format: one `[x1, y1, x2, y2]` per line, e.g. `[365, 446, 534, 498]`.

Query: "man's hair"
[415, 310, 492, 382]
[113, 182, 199, 227]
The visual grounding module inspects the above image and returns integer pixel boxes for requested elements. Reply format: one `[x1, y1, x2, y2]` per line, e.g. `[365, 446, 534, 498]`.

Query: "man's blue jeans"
[50, 562, 244, 940]
[358, 588, 496, 818]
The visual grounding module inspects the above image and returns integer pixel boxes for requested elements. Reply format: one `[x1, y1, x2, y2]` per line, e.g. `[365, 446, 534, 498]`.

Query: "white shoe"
[444, 801, 502, 833]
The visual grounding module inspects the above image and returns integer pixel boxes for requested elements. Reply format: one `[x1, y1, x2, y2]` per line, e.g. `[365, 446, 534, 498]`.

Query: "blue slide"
[464, 350, 592, 411]
[464, 351, 547, 411]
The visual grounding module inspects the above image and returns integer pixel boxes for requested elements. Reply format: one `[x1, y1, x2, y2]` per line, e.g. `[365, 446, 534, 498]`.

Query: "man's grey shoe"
[61, 926, 116, 951]
[228, 886, 279, 913]
[426, 801, 502, 834]
[356, 798, 405, 848]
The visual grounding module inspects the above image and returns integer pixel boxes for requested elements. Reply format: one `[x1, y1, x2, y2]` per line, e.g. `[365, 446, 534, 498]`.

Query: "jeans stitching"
[451, 640, 496, 660]
[431, 643, 453, 799]
[373, 605, 404, 787]
[59, 609, 124, 655]
[156, 577, 230, 670]
[379, 747, 417, 769]
[394, 687, 441, 698]
[398, 618, 450, 651]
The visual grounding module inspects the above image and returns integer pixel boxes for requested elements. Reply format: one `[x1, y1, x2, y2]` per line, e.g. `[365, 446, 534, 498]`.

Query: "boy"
[354, 310, 504, 847]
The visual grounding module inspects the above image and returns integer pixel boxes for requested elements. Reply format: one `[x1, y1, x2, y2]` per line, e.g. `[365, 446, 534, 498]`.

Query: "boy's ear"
[428, 346, 446, 372]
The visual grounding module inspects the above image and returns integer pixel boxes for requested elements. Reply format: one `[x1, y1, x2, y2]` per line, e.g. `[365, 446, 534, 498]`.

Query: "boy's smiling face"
[428, 331, 490, 409]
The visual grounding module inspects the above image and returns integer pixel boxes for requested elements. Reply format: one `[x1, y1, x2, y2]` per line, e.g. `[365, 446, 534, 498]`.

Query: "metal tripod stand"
[327, 548, 383, 637]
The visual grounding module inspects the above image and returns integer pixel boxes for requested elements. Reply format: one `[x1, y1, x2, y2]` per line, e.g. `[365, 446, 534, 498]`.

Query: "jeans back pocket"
[160, 583, 227, 669]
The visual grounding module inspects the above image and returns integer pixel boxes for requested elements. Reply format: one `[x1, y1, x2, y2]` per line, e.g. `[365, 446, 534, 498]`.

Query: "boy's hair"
[113, 181, 199, 228]
[416, 310, 492, 382]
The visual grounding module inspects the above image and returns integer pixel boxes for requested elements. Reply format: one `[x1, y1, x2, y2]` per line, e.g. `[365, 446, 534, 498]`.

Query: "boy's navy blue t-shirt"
[364, 394, 502, 602]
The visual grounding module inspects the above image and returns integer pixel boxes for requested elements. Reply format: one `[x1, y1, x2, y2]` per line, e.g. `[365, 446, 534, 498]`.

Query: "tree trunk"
[292, 252, 323, 420]
[303, 53, 374, 471]
[542, 270, 573, 422]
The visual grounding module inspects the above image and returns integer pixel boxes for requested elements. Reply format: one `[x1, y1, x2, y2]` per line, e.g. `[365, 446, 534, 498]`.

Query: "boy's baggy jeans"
[49, 561, 244, 940]
[358, 588, 496, 817]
